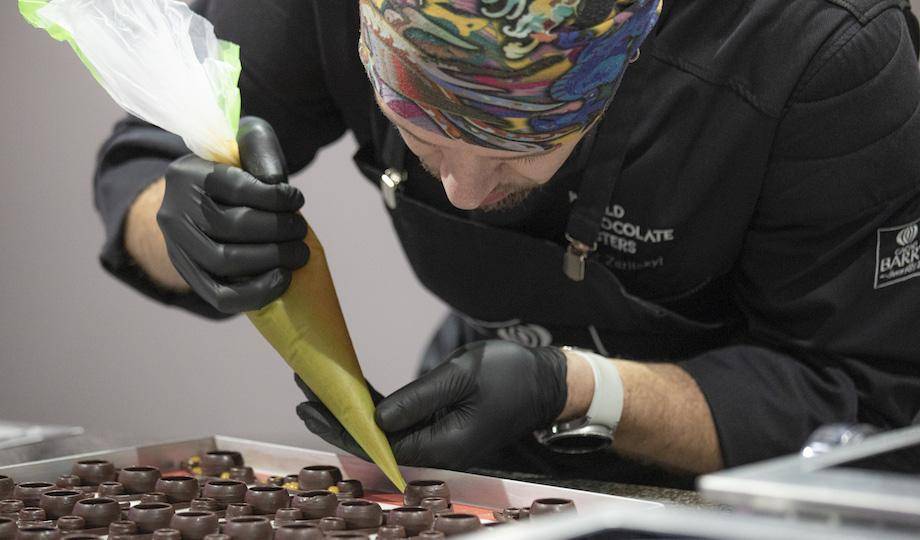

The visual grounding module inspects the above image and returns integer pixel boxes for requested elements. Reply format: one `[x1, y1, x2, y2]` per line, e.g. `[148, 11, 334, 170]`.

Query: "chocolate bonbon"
[170, 511, 219, 540]
[39, 491, 82, 520]
[433, 513, 482, 536]
[127, 503, 175, 533]
[386, 507, 434, 536]
[529, 497, 576, 516]
[72, 498, 121, 529]
[290, 490, 337, 519]
[404, 481, 449, 508]
[336, 500, 383, 529]
[297, 466, 342, 491]
[273, 523, 324, 540]
[199, 451, 243, 477]
[155, 476, 199, 503]
[117, 467, 161, 495]
[243, 486, 288, 515]
[13, 483, 56, 508]
[70, 461, 115, 487]
[222, 516, 273, 540]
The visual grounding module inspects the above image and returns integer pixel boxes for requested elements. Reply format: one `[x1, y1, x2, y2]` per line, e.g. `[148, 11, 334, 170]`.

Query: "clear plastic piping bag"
[20, 0, 406, 492]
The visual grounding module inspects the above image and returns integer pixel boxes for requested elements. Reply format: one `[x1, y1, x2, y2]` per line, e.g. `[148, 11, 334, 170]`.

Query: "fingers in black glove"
[294, 373, 386, 463]
[157, 117, 310, 314]
[376, 340, 567, 470]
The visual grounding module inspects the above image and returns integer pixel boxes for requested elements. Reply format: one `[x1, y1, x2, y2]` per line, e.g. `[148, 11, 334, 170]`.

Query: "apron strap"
[562, 42, 653, 282]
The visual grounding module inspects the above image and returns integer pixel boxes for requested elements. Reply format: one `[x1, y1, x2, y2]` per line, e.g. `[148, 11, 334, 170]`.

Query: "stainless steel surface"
[478, 504, 919, 540]
[700, 425, 920, 530]
[0, 420, 84, 450]
[0, 435, 661, 513]
[801, 423, 880, 457]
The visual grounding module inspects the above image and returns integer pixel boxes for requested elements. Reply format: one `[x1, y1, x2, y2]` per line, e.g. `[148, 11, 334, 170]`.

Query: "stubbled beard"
[419, 158, 535, 212]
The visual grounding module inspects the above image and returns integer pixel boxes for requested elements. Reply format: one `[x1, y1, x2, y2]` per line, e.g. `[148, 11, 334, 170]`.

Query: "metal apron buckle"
[564, 234, 597, 282]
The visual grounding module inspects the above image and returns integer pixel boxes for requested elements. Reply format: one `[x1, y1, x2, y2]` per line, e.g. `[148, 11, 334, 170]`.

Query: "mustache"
[418, 157, 537, 210]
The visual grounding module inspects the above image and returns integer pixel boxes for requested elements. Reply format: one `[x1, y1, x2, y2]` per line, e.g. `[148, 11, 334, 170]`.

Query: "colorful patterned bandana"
[359, 0, 661, 152]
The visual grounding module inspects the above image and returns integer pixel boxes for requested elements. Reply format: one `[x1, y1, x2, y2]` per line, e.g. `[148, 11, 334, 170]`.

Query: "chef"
[94, 0, 920, 480]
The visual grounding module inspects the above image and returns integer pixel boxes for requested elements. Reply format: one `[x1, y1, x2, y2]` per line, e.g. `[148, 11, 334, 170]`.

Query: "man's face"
[376, 95, 582, 212]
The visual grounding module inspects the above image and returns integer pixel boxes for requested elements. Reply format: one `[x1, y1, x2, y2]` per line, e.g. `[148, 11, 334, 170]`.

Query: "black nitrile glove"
[295, 340, 568, 470]
[157, 117, 309, 313]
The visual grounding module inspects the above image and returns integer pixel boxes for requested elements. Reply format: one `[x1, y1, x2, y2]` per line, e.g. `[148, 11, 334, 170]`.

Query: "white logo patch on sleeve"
[874, 220, 920, 289]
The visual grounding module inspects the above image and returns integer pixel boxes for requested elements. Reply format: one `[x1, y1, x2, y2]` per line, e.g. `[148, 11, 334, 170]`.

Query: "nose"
[439, 155, 500, 210]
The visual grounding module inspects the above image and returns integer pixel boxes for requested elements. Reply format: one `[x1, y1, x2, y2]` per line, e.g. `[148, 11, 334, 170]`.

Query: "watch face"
[544, 433, 613, 455]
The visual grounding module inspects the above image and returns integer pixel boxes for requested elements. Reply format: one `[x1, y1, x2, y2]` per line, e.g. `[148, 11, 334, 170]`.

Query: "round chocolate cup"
[127, 503, 175, 533]
[0, 476, 12, 500]
[14, 526, 60, 540]
[290, 490, 338, 519]
[297, 466, 342, 491]
[318, 516, 347, 532]
[375, 524, 407, 539]
[13, 483, 56, 508]
[199, 451, 243, 477]
[54, 475, 80, 489]
[55, 515, 85, 532]
[324, 533, 369, 539]
[433, 513, 482, 536]
[404, 480, 450, 508]
[0, 500, 23, 514]
[224, 502, 253, 519]
[96, 482, 124, 498]
[40, 490, 82, 520]
[335, 500, 382, 530]
[64, 536, 103, 540]
[492, 506, 528, 522]
[264, 476, 284, 487]
[273, 523, 324, 540]
[169, 511, 219, 540]
[72, 498, 121, 529]
[154, 476, 200, 503]
[117, 467, 161, 495]
[274, 507, 302, 525]
[529, 498, 576, 517]
[151, 528, 181, 540]
[190, 498, 220, 513]
[18, 507, 46, 522]
[139, 492, 169, 504]
[108, 520, 138, 536]
[419, 497, 451, 514]
[228, 467, 255, 485]
[221, 516, 273, 540]
[387, 506, 434, 536]
[0, 517, 16, 539]
[70, 461, 116, 487]
[416, 531, 446, 539]
[203, 535, 231, 540]
[202, 480, 247, 508]
[243, 486, 288, 515]
[334, 480, 363, 500]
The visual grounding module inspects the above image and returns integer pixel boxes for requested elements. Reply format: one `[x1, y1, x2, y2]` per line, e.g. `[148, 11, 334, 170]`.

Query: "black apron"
[351, 37, 737, 487]
[353, 36, 740, 371]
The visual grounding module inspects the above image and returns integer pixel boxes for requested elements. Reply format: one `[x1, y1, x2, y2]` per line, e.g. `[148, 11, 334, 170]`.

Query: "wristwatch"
[534, 347, 624, 454]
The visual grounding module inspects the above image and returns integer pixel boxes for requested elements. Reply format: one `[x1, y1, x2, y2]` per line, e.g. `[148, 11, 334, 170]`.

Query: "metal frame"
[699, 425, 920, 529]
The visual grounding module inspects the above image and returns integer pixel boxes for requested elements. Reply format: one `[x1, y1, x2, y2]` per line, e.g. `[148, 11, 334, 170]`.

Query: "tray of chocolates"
[0, 436, 660, 539]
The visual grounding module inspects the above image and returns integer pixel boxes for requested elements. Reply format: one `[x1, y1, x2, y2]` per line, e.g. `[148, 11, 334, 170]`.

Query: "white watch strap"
[568, 348, 623, 433]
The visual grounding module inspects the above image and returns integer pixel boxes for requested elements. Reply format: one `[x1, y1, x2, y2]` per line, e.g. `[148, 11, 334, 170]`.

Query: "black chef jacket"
[93, 0, 920, 468]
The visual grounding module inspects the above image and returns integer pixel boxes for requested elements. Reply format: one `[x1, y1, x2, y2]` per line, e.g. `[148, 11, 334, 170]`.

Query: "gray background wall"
[2, 2, 919, 453]
[0, 2, 445, 451]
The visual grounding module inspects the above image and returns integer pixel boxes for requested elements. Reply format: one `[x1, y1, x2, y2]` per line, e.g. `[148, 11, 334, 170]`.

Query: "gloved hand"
[295, 340, 568, 470]
[157, 117, 310, 313]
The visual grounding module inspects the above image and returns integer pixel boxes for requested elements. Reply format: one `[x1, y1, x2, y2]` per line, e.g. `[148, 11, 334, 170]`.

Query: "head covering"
[359, 0, 661, 152]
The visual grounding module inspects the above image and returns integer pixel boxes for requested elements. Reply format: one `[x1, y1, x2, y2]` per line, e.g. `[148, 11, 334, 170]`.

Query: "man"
[95, 0, 920, 482]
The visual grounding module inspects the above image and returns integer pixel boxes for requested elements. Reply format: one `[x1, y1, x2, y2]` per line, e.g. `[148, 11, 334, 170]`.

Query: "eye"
[513, 153, 542, 165]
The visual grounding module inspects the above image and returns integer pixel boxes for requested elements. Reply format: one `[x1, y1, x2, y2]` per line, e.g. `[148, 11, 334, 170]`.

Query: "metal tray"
[0, 435, 660, 514]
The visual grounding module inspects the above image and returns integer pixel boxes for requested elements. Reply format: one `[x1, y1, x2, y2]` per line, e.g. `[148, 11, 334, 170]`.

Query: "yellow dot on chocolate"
[283, 482, 300, 490]
[191, 467, 203, 475]
[220, 472, 231, 480]
[328, 486, 340, 494]
[188, 455, 201, 465]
